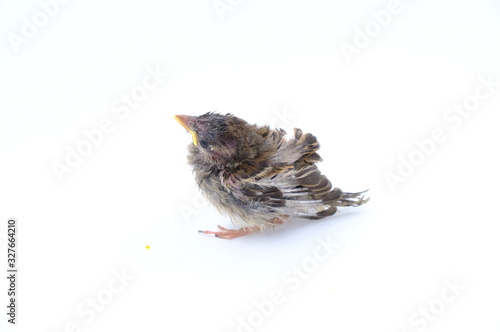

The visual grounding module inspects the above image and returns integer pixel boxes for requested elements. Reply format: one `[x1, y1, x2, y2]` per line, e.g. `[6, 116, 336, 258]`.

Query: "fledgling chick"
[175, 112, 369, 239]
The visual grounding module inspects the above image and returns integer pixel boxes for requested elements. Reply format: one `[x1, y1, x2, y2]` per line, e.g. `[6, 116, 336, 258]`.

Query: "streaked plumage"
[175, 112, 368, 239]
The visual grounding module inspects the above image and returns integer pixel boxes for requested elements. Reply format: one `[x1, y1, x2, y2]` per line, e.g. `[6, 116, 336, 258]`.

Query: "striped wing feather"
[233, 128, 342, 220]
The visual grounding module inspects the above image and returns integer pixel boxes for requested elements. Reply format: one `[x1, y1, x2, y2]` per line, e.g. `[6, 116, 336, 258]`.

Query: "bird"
[174, 112, 369, 239]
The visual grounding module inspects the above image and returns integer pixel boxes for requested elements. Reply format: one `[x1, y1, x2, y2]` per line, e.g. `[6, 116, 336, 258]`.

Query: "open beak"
[174, 115, 199, 146]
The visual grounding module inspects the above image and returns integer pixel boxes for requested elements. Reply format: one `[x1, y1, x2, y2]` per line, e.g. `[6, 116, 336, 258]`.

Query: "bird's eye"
[199, 140, 209, 148]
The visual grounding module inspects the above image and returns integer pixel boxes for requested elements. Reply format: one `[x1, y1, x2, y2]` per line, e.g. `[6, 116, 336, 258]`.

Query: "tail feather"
[282, 188, 369, 221]
[336, 189, 370, 207]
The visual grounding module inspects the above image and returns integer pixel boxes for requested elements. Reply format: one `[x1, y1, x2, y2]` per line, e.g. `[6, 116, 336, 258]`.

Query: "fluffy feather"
[176, 112, 369, 235]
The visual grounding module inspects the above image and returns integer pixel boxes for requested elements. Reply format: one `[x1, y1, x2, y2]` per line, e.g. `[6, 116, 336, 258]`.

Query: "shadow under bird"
[174, 112, 369, 239]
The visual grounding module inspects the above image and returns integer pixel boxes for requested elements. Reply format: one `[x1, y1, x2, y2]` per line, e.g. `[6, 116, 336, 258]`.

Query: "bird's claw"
[198, 225, 259, 239]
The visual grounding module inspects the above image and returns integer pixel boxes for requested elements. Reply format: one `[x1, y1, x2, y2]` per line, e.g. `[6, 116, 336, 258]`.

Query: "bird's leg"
[270, 216, 287, 231]
[271, 217, 286, 225]
[199, 225, 260, 239]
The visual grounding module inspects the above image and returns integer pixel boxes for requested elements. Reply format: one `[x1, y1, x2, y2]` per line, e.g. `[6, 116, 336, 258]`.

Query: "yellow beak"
[174, 115, 199, 146]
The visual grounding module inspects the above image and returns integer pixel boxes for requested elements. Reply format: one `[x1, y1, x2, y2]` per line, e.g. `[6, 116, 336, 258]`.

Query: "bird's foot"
[198, 225, 259, 239]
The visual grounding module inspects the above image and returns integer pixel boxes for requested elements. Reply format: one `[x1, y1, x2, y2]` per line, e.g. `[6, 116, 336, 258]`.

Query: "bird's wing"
[234, 164, 342, 219]
[269, 127, 322, 168]
[230, 128, 343, 219]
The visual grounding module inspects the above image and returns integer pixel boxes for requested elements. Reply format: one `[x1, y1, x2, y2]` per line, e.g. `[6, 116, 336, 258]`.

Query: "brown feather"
[181, 112, 369, 230]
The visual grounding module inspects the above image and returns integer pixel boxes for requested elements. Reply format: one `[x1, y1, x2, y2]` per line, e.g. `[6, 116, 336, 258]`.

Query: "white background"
[1, 0, 500, 331]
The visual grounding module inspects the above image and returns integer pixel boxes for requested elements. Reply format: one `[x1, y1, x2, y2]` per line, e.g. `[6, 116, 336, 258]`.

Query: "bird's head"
[174, 112, 254, 169]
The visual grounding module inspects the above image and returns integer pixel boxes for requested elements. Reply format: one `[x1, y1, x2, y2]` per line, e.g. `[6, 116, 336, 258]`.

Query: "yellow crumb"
[145, 245, 150, 249]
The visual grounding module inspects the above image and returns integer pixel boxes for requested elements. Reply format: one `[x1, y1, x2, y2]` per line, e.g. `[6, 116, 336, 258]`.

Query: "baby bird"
[175, 112, 368, 239]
